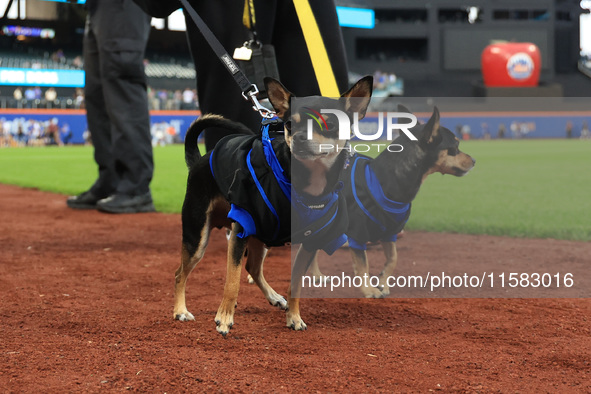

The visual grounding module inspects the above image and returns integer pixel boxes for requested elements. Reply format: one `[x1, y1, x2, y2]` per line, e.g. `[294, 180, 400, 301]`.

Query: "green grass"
[1, 140, 589, 241]
[0, 145, 189, 213]
[405, 140, 591, 241]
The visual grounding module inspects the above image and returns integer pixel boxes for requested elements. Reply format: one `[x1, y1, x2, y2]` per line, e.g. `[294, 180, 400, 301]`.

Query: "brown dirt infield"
[1, 183, 590, 392]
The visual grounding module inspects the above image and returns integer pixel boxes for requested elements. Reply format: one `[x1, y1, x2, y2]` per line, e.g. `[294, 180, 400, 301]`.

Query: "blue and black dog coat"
[343, 155, 411, 250]
[209, 125, 348, 254]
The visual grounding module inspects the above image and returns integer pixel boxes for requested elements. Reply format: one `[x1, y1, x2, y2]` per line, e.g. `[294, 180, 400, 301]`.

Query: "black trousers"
[182, 0, 349, 151]
[84, 0, 153, 196]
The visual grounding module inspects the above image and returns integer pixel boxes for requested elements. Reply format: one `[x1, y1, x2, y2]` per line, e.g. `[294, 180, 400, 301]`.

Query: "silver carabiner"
[242, 85, 276, 119]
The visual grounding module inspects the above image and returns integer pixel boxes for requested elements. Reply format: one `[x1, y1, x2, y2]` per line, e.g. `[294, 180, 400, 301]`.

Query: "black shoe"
[67, 191, 104, 210]
[97, 192, 156, 214]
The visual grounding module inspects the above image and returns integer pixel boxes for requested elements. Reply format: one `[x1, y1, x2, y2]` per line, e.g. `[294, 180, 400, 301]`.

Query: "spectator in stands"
[133, 0, 349, 151]
[166, 123, 178, 143]
[147, 86, 159, 110]
[51, 49, 65, 64]
[510, 121, 519, 138]
[181, 87, 195, 110]
[73, 56, 83, 69]
[24, 88, 35, 107]
[461, 124, 471, 140]
[157, 89, 168, 109]
[581, 121, 590, 140]
[481, 122, 490, 140]
[83, 128, 92, 145]
[192, 89, 199, 109]
[565, 121, 573, 139]
[165, 90, 175, 110]
[67, 0, 155, 214]
[34, 87, 42, 101]
[13, 87, 23, 107]
[46, 118, 62, 146]
[74, 88, 85, 109]
[29, 120, 42, 146]
[0, 118, 6, 147]
[45, 88, 58, 106]
[374, 70, 388, 90]
[61, 123, 73, 145]
[173, 89, 182, 110]
[497, 123, 506, 139]
[16, 123, 26, 146]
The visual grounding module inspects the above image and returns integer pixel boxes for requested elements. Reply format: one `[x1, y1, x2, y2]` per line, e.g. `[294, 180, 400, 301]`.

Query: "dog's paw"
[173, 311, 195, 321]
[247, 274, 255, 284]
[214, 312, 234, 337]
[286, 313, 307, 331]
[378, 277, 391, 296]
[361, 286, 385, 299]
[267, 292, 288, 310]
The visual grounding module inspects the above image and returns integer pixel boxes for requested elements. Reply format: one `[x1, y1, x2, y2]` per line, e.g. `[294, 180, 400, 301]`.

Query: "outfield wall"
[1, 109, 590, 143]
[361, 111, 591, 140]
[0, 109, 200, 145]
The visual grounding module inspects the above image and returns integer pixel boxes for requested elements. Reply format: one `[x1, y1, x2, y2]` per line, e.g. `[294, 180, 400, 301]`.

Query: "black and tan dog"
[175, 76, 372, 335]
[308, 105, 475, 298]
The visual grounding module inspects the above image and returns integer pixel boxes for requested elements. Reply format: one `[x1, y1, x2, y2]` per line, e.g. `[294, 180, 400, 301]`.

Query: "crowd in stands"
[1, 87, 85, 110]
[0, 117, 73, 148]
[1, 47, 197, 110]
[147, 86, 199, 111]
[372, 70, 399, 90]
[0, 48, 83, 71]
[1, 48, 390, 112]
[1, 84, 202, 111]
[0, 115, 185, 149]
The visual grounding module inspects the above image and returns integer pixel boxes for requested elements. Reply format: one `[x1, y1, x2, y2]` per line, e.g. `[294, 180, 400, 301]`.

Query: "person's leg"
[83, 17, 118, 198]
[67, 15, 117, 210]
[93, 0, 154, 199]
[183, 0, 348, 151]
[255, 0, 349, 96]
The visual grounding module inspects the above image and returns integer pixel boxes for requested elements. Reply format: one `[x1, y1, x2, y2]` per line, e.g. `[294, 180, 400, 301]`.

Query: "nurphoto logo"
[305, 109, 418, 153]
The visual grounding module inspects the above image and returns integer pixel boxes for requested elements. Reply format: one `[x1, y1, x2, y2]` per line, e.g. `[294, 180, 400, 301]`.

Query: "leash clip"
[242, 85, 276, 119]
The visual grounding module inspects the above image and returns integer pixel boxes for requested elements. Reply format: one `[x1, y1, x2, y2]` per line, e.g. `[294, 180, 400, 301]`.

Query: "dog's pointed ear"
[397, 104, 412, 114]
[341, 76, 373, 120]
[420, 107, 441, 145]
[265, 77, 292, 119]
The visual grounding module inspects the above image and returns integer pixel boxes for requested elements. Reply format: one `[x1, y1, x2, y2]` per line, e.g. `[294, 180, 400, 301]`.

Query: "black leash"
[178, 0, 275, 119]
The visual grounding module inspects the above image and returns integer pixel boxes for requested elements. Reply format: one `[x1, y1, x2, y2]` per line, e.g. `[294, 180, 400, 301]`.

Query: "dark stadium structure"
[339, 0, 591, 97]
[0, 0, 589, 103]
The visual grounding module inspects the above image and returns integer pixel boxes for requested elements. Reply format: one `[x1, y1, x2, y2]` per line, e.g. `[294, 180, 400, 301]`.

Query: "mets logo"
[507, 53, 534, 80]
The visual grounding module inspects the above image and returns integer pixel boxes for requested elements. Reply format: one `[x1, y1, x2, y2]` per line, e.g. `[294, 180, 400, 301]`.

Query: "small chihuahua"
[307, 105, 476, 298]
[174, 76, 373, 335]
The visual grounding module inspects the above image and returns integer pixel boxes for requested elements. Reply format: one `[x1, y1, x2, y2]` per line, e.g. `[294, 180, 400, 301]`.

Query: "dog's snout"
[471, 157, 476, 166]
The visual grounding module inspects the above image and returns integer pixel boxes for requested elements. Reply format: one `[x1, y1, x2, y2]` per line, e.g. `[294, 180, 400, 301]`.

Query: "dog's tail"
[184, 114, 254, 168]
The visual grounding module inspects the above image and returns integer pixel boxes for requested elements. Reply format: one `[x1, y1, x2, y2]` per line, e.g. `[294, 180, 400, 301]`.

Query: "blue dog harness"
[209, 124, 347, 254]
[292, 181, 348, 255]
[343, 155, 411, 250]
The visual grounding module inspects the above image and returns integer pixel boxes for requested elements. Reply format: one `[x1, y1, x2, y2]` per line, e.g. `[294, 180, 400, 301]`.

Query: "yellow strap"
[243, 0, 255, 29]
[292, 0, 340, 96]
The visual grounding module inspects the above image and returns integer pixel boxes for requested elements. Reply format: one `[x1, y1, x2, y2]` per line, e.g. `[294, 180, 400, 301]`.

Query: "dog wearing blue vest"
[308, 105, 476, 298]
[174, 76, 373, 335]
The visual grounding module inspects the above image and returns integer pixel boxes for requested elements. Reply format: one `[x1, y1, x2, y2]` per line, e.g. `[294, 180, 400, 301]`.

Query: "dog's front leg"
[215, 223, 248, 336]
[245, 238, 287, 310]
[286, 246, 317, 330]
[378, 241, 398, 296]
[350, 248, 385, 299]
[306, 253, 326, 281]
